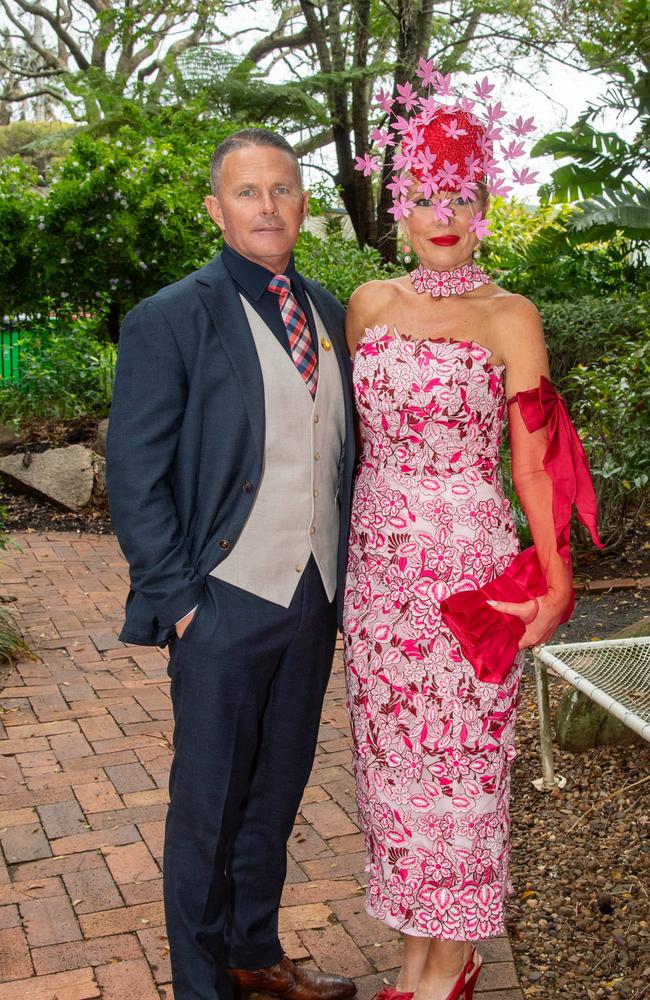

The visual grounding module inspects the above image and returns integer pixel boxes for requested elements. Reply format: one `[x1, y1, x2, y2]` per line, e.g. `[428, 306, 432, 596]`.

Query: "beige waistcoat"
[209, 295, 345, 606]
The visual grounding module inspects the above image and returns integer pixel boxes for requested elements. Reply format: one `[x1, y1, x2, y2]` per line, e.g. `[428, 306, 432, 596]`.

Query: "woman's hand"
[487, 592, 568, 649]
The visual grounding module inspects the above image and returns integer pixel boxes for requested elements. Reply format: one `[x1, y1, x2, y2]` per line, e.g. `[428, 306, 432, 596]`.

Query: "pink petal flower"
[458, 96, 476, 114]
[486, 101, 507, 122]
[464, 153, 482, 178]
[415, 56, 436, 89]
[432, 197, 453, 223]
[433, 71, 454, 97]
[354, 153, 381, 176]
[388, 196, 417, 221]
[501, 139, 525, 160]
[370, 127, 395, 150]
[435, 159, 460, 187]
[390, 114, 413, 135]
[487, 177, 513, 197]
[474, 76, 495, 99]
[418, 177, 439, 198]
[511, 114, 536, 137]
[392, 150, 414, 172]
[457, 177, 478, 200]
[396, 80, 419, 111]
[484, 125, 504, 142]
[386, 173, 411, 198]
[414, 146, 437, 172]
[441, 118, 468, 140]
[468, 211, 492, 241]
[419, 95, 440, 119]
[375, 87, 395, 114]
[512, 166, 539, 185]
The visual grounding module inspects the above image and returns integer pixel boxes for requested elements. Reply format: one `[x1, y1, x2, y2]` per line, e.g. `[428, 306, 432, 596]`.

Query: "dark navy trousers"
[163, 558, 337, 1000]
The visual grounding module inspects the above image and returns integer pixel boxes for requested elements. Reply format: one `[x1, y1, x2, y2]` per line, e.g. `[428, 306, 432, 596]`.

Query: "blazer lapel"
[196, 256, 265, 459]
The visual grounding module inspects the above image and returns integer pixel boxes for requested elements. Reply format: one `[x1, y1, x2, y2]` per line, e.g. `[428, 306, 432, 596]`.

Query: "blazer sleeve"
[106, 298, 205, 627]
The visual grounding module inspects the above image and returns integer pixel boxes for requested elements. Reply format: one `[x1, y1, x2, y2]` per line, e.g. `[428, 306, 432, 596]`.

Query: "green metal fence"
[0, 325, 20, 383]
[0, 321, 116, 406]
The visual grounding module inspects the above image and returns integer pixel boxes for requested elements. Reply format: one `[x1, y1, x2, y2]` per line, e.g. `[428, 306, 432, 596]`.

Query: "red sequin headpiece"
[354, 60, 538, 238]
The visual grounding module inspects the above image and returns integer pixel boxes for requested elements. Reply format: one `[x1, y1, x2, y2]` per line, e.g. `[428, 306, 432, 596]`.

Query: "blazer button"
[243, 481, 253, 493]
[219, 539, 231, 550]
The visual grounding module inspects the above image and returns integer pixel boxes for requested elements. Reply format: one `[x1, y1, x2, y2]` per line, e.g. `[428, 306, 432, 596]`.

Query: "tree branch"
[247, 25, 312, 64]
[8, 0, 90, 70]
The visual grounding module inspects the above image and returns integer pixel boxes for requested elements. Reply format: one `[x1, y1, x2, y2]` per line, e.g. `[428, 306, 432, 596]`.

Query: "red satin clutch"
[440, 377, 602, 684]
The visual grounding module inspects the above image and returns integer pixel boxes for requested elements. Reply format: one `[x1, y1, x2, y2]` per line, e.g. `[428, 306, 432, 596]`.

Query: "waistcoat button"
[314, 452, 320, 461]
[313, 414, 320, 423]
[310, 526, 316, 535]
[243, 481, 252, 493]
[219, 539, 230, 550]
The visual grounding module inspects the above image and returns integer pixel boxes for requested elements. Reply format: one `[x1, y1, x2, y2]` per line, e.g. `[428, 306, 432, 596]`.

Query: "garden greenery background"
[0, 0, 648, 554]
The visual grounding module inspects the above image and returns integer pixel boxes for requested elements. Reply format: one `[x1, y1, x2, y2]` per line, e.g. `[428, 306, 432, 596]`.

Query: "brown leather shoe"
[229, 955, 357, 1000]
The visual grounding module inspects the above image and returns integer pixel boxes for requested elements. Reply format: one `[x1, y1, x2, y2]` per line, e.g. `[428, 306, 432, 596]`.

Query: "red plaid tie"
[267, 274, 318, 399]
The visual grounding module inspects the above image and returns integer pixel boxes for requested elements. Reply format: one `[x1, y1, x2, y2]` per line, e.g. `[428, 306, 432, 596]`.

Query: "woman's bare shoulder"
[348, 276, 407, 312]
[347, 277, 408, 346]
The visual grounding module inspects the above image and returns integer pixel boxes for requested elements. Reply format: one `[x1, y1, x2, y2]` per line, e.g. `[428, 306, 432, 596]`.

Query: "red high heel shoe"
[443, 947, 484, 1000]
[372, 988, 414, 1000]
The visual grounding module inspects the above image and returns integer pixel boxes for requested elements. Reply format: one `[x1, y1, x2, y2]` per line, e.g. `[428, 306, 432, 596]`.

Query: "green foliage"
[0, 157, 40, 309]
[563, 334, 650, 547]
[539, 293, 650, 386]
[294, 231, 399, 305]
[0, 112, 235, 323]
[481, 197, 647, 301]
[0, 310, 116, 422]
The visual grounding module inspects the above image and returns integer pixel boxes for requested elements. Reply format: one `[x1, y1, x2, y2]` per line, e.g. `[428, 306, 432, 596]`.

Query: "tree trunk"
[375, 0, 434, 263]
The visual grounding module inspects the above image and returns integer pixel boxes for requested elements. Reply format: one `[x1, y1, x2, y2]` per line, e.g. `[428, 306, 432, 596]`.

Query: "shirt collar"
[222, 243, 300, 302]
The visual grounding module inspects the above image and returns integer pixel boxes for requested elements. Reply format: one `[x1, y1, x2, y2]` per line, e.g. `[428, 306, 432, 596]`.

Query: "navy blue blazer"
[106, 253, 356, 646]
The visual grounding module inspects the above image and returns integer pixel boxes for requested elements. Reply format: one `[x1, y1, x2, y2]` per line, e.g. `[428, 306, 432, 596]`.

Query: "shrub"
[0, 309, 115, 422]
[539, 292, 650, 387]
[563, 335, 650, 549]
[294, 231, 398, 305]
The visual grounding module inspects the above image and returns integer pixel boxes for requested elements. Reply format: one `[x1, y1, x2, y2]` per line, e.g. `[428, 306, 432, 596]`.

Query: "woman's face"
[402, 185, 486, 271]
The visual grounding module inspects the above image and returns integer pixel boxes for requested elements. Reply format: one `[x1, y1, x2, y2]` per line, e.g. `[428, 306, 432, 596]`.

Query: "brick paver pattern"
[0, 532, 522, 1000]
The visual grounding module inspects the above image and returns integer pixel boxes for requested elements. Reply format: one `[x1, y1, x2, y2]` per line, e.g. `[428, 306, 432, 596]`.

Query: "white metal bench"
[532, 636, 650, 789]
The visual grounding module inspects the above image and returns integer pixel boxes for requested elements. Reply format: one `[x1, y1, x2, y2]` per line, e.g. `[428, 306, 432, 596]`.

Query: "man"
[106, 129, 357, 1000]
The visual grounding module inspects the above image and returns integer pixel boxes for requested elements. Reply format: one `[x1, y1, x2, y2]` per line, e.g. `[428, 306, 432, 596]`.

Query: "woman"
[343, 71, 600, 1000]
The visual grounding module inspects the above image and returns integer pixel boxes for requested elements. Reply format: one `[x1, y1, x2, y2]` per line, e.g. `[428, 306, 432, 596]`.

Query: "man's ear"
[205, 194, 225, 230]
[301, 190, 309, 221]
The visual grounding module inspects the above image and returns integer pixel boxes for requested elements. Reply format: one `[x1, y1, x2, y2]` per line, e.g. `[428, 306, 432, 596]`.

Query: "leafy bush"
[0, 113, 236, 331]
[482, 197, 648, 301]
[294, 231, 398, 305]
[563, 335, 650, 548]
[0, 309, 115, 422]
[539, 292, 650, 387]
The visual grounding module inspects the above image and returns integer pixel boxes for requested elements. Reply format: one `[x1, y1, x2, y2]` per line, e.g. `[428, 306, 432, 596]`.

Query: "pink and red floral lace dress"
[342, 324, 523, 940]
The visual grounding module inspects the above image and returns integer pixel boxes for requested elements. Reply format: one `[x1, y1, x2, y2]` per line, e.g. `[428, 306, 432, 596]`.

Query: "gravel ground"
[509, 587, 650, 1000]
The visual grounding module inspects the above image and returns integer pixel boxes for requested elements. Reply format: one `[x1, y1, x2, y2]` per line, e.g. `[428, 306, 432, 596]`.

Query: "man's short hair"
[210, 128, 302, 194]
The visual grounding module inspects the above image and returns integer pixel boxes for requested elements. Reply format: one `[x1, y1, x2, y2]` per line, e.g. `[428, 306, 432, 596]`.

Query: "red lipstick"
[430, 235, 460, 246]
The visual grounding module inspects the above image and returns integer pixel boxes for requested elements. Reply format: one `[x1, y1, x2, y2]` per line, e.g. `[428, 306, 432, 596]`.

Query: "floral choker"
[410, 262, 490, 299]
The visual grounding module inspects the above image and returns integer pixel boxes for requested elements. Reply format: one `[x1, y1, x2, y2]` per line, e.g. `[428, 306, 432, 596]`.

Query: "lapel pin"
[320, 337, 332, 351]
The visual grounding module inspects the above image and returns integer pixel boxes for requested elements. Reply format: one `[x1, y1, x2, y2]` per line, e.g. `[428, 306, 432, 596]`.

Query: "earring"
[400, 243, 414, 265]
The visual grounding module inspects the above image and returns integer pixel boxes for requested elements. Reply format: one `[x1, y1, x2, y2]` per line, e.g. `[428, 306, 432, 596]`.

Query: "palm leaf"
[568, 188, 650, 242]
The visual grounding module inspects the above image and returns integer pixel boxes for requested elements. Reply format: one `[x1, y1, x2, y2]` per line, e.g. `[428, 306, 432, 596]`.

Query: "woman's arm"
[490, 297, 573, 648]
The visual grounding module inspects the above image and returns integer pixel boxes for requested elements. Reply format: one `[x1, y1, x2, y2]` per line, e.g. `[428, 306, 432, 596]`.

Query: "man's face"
[205, 145, 308, 272]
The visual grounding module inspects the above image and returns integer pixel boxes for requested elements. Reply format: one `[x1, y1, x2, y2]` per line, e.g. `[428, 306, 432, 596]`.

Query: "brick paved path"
[0, 532, 522, 1000]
